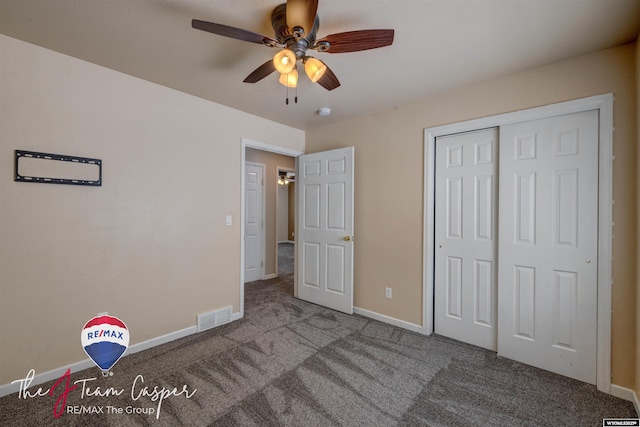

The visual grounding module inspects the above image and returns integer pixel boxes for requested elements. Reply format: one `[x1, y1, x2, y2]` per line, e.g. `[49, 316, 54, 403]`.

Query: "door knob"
[343, 236, 352, 242]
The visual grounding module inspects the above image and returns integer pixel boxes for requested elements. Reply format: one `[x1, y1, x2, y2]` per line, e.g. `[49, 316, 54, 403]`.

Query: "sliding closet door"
[434, 128, 498, 351]
[497, 110, 599, 384]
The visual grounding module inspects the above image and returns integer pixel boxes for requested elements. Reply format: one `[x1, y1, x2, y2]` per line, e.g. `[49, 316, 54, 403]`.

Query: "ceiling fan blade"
[243, 60, 277, 83]
[192, 19, 277, 46]
[316, 29, 394, 53]
[317, 65, 340, 91]
[286, 0, 318, 37]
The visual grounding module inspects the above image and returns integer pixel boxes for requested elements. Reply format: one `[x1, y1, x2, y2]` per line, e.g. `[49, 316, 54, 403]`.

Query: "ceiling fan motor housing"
[272, 2, 320, 56]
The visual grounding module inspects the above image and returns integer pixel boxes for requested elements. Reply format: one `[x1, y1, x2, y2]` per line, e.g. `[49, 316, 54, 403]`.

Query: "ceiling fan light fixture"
[273, 49, 297, 74]
[304, 57, 327, 83]
[192, 1, 395, 95]
[279, 68, 298, 88]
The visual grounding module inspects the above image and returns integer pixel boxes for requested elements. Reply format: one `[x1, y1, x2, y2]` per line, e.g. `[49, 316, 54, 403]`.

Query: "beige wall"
[245, 148, 295, 276]
[2, 31, 638, 392]
[0, 35, 304, 385]
[306, 43, 638, 388]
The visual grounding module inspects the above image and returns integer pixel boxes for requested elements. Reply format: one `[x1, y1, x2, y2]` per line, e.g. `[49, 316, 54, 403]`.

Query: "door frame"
[240, 138, 303, 318]
[422, 94, 613, 393]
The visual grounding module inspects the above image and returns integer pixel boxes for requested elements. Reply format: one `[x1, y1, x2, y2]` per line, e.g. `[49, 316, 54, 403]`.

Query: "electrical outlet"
[385, 287, 392, 299]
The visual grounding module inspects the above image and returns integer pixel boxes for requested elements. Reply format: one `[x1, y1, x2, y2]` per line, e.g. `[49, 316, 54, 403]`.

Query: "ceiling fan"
[192, 0, 394, 92]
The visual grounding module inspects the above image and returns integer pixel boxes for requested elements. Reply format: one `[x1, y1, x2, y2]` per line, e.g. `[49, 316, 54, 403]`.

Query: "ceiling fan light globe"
[304, 57, 327, 83]
[279, 69, 298, 88]
[273, 49, 296, 74]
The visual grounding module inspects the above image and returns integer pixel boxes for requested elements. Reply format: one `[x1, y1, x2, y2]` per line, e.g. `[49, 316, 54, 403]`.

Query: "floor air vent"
[197, 306, 232, 332]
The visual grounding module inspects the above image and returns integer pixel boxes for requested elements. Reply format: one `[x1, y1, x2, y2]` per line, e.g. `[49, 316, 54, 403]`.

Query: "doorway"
[240, 139, 303, 318]
[244, 147, 297, 281]
[423, 94, 613, 393]
[240, 141, 356, 319]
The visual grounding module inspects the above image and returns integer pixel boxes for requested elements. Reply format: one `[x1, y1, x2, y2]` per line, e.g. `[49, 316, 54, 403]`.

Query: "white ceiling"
[1, 0, 639, 130]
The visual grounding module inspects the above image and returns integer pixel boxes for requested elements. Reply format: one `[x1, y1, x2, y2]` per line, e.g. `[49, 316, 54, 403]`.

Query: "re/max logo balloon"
[81, 315, 129, 374]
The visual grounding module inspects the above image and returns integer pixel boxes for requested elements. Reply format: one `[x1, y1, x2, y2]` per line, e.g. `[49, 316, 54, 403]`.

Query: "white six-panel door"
[244, 163, 264, 283]
[297, 147, 354, 314]
[498, 110, 598, 384]
[435, 128, 498, 351]
[434, 110, 599, 383]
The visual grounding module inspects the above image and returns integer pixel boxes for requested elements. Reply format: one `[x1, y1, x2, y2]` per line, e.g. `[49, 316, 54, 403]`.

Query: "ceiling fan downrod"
[271, 3, 320, 51]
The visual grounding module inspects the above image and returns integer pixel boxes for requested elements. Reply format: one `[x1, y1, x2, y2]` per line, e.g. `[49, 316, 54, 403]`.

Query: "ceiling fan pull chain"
[286, 85, 289, 105]
[295, 86, 298, 104]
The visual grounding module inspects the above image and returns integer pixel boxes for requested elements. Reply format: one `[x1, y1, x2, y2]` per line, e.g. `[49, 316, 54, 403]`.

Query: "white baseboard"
[129, 325, 197, 355]
[611, 384, 640, 414]
[353, 306, 424, 334]
[263, 273, 277, 280]
[0, 311, 243, 398]
[0, 358, 97, 398]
